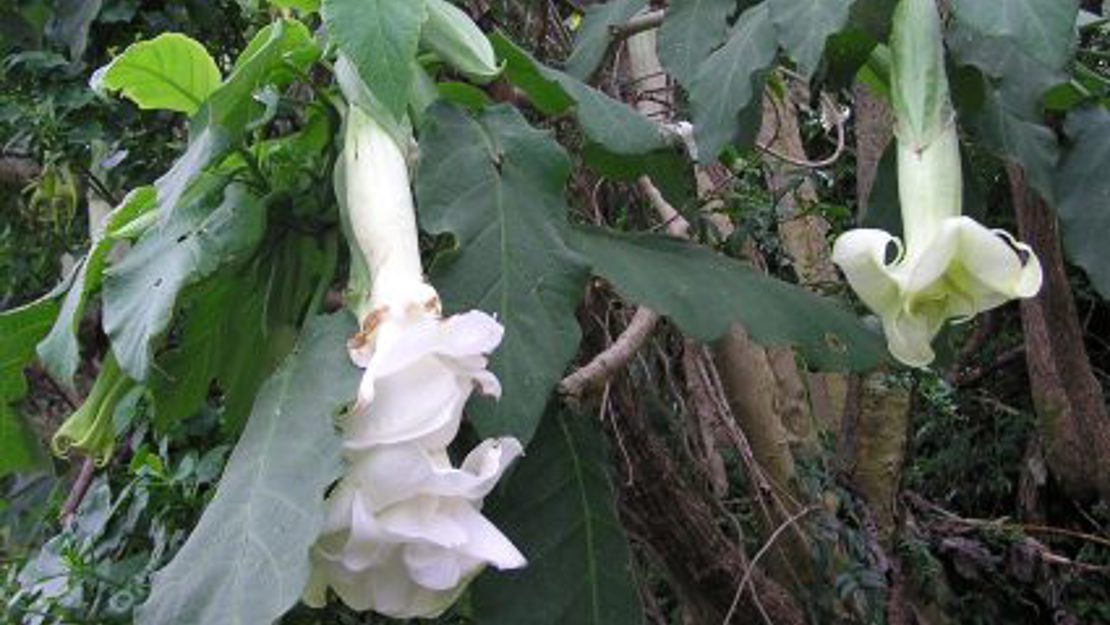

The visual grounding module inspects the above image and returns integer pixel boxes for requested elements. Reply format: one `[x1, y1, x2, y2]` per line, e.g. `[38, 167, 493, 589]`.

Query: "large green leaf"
[1, 298, 60, 402]
[92, 33, 221, 116]
[770, 0, 855, 78]
[136, 312, 358, 625]
[417, 104, 589, 444]
[472, 407, 641, 625]
[0, 403, 46, 476]
[322, 0, 427, 121]
[37, 187, 155, 386]
[492, 33, 688, 197]
[493, 34, 668, 156]
[656, 0, 735, 89]
[565, 0, 647, 80]
[966, 86, 1059, 203]
[1055, 108, 1110, 301]
[103, 180, 265, 381]
[951, 0, 1079, 72]
[154, 19, 318, 219]
[689, 2, 778, 161]
[571, 226, 887, 371]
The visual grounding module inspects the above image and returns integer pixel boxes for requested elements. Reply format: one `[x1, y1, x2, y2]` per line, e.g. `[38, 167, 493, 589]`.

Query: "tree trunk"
[1009, 164, 1110, 500]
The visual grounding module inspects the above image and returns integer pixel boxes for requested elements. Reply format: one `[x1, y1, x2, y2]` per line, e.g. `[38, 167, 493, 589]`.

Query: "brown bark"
[1009, 164, 1110, 500]
[853, 83, 894, 218]
[611, 380, 806, 625]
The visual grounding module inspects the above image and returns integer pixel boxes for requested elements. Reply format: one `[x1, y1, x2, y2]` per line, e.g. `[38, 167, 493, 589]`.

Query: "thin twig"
[559, 307, 661, 401]
[722, 505, 820, 625]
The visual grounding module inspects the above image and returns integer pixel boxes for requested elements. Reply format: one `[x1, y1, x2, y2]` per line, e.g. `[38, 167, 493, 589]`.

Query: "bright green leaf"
[657, 0, 734, 89]
[270, 0, 319, 12]
[770, 0, 855, 78]
[323, 0, 427, 121]
[689, 2, 777, 161]
[565, 0, 647, 80]
[103, 179, 265, 381]
[571, 226, 888, 371]
[472, 407, 641, 625]
[92, 33, 221, 116]
[136, 312, 359, 625]
[155, 20, 317, 219]
[417, 104, 589, 444]
[1055, 108, 1110, 301]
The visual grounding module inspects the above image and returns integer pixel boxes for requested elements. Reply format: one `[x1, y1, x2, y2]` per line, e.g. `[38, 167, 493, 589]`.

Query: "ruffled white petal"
[307, 282, 525, 617]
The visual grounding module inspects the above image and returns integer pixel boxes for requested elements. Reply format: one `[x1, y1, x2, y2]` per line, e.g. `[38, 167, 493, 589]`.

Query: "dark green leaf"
[37, 187, 155, 386]
[1, 297, 62, 402]
[417, 104, 589, 444]
[966, 86, 1058, 202]
[92, 33, 222, 116]
[571, 226, 887, 371]
[493, 33, 669, 156]
[492, 33, 688, 198]
[322, 0, 427, 120]
[657, 0, 734, 89]
[770, 0, 855, 78]
[136, 312, 359, 625]
[149, 276, 235, 431]
[951, 0, 1079, 72]
[565, 0, 647, 80]
[472, 407, 641, 625]
[1055, 107, 1110, 300]
[689, 3, 777, 161]
[103, 180, 265, 381]
[46, 0, 101, 60]
[0, 297, 59, 477]
[0, 403, 46, 476]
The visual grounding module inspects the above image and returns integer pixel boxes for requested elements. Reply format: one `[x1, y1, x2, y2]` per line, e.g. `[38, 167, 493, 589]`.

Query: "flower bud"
[420, 0, 501, 83]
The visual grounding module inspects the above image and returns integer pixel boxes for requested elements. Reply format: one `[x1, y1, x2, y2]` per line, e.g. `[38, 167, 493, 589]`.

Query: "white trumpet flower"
[831, 0, 1042, 367]
[306, 102, 525, 617]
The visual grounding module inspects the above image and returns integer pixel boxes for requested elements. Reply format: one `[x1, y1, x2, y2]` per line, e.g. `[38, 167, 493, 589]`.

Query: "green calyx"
[52, 354, 137, 466]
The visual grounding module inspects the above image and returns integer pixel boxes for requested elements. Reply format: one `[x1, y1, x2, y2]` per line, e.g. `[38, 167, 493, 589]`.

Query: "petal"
[351, 438, 521, 510]
[905, 217, 1043, 317]
[832, 229, 906, 317]
[377, 496, 470, 548]
[882, 307, 941, 368]
[444, 501, 527, 570]
[438, 311, 504, 357]
[342, 492, 394, 570]
[345, 356, 466, 448]
[402, 543, 470, 590]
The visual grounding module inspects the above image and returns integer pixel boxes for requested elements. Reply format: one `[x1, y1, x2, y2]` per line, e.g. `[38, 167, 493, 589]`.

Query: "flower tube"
[305, 102, 525, 618]
[831, 0, 1042, 367]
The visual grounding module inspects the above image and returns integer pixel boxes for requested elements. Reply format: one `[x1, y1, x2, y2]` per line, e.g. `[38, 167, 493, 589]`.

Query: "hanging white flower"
[830, 0, 1042, 367]
[305, 100, 525, 617]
